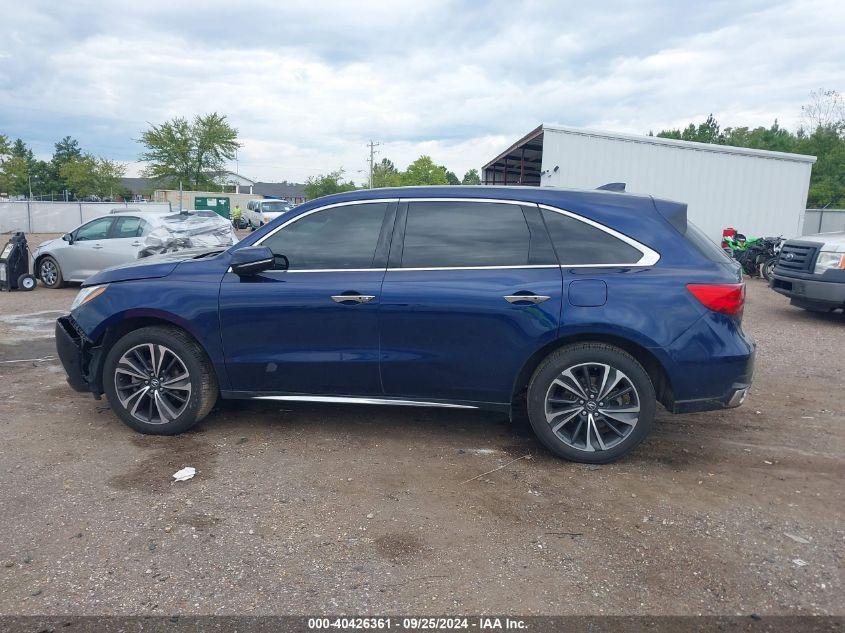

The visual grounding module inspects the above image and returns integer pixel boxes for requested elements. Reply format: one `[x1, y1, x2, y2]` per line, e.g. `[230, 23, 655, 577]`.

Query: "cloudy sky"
[1, 0, 843, 183]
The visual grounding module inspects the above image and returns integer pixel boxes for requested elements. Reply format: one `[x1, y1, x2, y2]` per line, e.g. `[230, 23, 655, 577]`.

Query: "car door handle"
[331, 294, 375, 304]
[503, 293, 551, 304]
[92, 245, 104, 249]
[131, 241, 142, 246]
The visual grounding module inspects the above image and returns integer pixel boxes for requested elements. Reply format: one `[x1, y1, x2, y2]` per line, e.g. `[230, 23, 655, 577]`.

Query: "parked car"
[55, 186, 754, 463]
[34, 211, 237, 288]
[244, 199, 295, 229]
[770, 231, 845, 312]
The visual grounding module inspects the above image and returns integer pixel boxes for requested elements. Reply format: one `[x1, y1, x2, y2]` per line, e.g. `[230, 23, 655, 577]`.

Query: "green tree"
[0, 134, 10, 160]
[445, 170, 460, 185]
[0, 139, 34, 196]
[799, 125, 845, 207]
[372, 158, 401, 188]
[0, 156, 30, 196]
[303, 169, 358, 200]
[60, 154, 126, 198]
[400, 155, 449, 185]
[657, 113, 723, 144]
[53, 136, 82, 166]
[461, 168, 481, 185]
[30, 160, 63, 199]
[140, 113, 240, 189]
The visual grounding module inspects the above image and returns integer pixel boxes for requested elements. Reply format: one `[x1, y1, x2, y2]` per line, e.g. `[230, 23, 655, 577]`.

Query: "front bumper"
[771, 273, 845, 308]
[55, 316, 101, 395]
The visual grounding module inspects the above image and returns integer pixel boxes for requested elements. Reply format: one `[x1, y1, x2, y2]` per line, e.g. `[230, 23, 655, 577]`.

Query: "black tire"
[102, 326, 218, 435]
[38, 255, 65, 289]
[762, 257, 776, 281]
[526, 343, 656, 463]
[17, 274, 36, 291]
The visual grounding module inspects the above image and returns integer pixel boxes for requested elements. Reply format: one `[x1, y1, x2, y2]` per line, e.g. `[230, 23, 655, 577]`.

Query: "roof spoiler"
[652, 198, 688, 234]
[596, 182, 626, 192]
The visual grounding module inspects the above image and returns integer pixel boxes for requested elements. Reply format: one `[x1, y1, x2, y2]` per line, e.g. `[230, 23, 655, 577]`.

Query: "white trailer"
[482, 124, 817, 241]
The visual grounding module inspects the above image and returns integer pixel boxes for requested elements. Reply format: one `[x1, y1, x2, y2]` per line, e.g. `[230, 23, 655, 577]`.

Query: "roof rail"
[596, 182, 626, 192]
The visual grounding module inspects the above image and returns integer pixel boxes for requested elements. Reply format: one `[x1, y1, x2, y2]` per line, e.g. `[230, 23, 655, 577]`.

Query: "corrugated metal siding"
[540, 128, 814, 241]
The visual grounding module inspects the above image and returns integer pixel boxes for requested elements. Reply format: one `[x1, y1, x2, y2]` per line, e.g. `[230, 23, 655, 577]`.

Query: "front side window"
[262, 202, 388, 270]
[401, 201, 531, 268]
[75, 217, 114, 241]
[541, 209, 643, 265]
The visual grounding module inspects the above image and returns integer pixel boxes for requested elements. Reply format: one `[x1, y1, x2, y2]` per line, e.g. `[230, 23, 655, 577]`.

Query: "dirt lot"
[0, 266, 842, 616]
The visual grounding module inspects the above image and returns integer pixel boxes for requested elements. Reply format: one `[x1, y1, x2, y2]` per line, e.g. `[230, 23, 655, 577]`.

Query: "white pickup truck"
[770, 231, 845, 312]
[244, 199, 295, 230]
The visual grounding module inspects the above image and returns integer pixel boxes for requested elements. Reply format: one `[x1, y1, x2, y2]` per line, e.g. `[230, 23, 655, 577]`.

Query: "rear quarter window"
[541, 209, 643, 265]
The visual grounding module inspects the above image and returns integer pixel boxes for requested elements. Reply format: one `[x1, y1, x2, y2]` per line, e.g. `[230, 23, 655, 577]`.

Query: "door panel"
[379, 268, 563, 403]
[63, 217, 115, 280]
[219, 201, 395, 395]
[220, 270, 385, 393]
[100, 216, 147, 269]
[378, 199, 562, 404]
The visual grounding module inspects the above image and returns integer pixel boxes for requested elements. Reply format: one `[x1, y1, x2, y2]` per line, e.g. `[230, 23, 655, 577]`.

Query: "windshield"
[261, 201, 293, 213]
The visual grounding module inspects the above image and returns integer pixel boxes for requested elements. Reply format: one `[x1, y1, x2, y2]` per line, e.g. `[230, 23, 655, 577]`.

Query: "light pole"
[367, 140, 380, 189]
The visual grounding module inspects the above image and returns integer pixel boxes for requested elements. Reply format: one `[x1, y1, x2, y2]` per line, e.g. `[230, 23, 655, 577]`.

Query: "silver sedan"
[33, 211, 237, 288]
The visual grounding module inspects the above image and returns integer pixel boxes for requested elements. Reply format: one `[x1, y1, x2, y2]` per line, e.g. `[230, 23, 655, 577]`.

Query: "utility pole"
[367, 140, 380, 189]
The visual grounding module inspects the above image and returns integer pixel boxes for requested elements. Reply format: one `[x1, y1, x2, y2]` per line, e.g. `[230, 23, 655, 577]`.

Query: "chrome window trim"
[538, 203, 660, 267]
[256, 198, 400, 245]
[252, 395, 478, 409]
[388, 264, 559, 272]
[251, 196, 660, 272]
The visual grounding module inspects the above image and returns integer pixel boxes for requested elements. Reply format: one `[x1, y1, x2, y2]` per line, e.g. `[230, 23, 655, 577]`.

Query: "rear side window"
[685, 222, 732, 262]
[401, 201, 530, 268]
[263, 202, 388, 270]
[541, 210, 643, 265]
[112, 216, 147, 238]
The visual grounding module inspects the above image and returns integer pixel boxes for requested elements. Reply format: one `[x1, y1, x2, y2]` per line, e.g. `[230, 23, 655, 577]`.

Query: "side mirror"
[230, 246, 275, 276]
[63, 233, 74, 244]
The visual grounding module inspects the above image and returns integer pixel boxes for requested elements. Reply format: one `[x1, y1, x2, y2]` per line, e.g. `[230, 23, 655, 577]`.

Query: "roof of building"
[253, 182, 307, 198]
[121, 177, 306, 198]
[542, 123, 817, 163]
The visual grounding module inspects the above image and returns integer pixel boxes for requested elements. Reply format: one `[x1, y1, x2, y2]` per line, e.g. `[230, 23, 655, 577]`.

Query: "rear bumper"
[771, 273, 845, 308]
[55, 316, 101, 395]
[671, 381, 752, 413]
[662, 313, 756, 414]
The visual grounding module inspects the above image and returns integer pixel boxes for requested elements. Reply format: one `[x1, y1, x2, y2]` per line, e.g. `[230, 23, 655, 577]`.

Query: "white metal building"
[482, 124, 817, 240]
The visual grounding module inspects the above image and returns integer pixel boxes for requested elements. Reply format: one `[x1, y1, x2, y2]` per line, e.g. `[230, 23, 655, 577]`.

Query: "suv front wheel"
[527, 343, 655, 463]
[103, 326, 218, 435]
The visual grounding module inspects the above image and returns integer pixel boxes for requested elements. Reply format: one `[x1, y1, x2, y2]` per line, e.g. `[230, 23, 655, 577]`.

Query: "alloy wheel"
[544, 362, 640, 452]
[40, 260, 57, 286]
[114, 344, 192, 424]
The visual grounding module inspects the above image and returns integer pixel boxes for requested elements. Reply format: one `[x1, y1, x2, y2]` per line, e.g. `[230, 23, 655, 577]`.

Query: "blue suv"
[55, 186, 754, 463]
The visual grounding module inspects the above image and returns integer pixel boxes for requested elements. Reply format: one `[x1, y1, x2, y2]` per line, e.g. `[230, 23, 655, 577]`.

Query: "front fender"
[70, 277, 230, 390]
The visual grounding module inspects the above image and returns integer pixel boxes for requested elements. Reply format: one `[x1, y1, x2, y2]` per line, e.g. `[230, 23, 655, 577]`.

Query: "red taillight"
[686, 283, 745, 316]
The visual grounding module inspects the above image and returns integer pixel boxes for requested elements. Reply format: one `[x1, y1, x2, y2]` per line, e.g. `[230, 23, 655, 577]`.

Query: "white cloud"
[0, 0, 843, 182]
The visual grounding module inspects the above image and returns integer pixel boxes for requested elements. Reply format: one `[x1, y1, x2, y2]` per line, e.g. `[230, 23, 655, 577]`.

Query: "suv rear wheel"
[103, 326, 218, 435]
[527, 343, 655, 463]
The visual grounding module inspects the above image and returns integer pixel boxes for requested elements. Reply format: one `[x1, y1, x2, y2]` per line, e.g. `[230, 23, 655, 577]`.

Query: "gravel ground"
[0, 253, 842, 616]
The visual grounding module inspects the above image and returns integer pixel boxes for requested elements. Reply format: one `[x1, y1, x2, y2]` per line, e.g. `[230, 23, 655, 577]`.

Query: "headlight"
[71, 284, 108, 311]
[814, 251, 845, 275]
